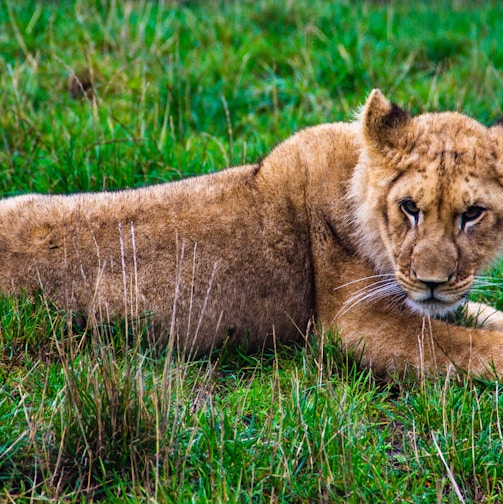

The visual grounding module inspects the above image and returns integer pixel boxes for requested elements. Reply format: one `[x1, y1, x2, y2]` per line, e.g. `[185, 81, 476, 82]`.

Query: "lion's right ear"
[361, 89, 410, 151]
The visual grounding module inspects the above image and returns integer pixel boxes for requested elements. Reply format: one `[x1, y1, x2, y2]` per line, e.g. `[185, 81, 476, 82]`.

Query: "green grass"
[2, 0, 503, 501]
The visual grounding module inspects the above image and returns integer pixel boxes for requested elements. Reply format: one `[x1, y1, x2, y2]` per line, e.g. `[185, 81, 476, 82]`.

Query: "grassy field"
[2, 0, 503, 502]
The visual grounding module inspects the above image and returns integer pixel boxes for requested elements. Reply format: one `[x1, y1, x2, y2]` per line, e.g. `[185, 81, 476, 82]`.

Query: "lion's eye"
[460, 205, 485, 230]
[400, 199, 420, 224]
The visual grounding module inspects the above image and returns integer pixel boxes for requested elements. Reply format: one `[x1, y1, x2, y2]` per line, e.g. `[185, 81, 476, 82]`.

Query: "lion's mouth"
[405, 294, 465, 318]
[395, 270, 472, 317]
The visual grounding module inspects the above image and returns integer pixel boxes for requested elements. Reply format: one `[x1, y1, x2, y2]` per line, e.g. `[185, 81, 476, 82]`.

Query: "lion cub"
[2, 89, 503, 376]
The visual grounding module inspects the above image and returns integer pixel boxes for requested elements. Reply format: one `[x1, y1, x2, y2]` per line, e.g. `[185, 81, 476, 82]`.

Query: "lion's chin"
[404, 297, 465, 318]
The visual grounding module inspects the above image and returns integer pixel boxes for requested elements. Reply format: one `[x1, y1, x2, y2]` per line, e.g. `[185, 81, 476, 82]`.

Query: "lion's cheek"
[395, 240, 416, 278]
[459, 220, 503, 274]
[456, 227, 503, 278]
[387, 218, 413, 268]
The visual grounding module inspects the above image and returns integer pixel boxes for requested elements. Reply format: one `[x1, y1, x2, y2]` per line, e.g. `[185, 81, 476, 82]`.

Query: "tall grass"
[2, 0, 503, 501]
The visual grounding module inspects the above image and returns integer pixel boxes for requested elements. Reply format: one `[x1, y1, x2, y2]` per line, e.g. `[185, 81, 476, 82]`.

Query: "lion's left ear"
[490, 120, 503, 186]
[361, 89, 410, 151]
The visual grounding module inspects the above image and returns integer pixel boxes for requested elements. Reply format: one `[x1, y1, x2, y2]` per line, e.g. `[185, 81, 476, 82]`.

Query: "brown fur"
[2, 89, 503, 376]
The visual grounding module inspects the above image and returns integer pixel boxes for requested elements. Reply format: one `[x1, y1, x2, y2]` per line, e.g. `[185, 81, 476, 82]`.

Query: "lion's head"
[350, 89, 503, 317]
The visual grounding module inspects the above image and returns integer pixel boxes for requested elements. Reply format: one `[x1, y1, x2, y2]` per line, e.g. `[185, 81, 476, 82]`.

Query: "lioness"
[2, 89, 503, 375]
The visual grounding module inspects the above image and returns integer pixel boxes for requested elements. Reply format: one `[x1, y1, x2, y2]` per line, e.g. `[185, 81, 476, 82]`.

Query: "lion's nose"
[412, 271, 455, 291]
[423, 280, 443, 292]
[412, 239, 457, 289]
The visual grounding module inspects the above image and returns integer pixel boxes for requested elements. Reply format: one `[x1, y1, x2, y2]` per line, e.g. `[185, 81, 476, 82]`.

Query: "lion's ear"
[490, 120, 503, 186]
[361, 89, 410, 150]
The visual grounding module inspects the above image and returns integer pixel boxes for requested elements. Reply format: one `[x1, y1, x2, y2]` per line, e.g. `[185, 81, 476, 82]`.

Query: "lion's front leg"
[329, 301, 503, 378]
[462, 301, 503, 332]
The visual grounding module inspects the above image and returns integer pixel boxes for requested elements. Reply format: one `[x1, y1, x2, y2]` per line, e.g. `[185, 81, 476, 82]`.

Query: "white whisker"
[472, 282, 503, 289]
[332, 274, 395, 292]
[346, 278, 398, 297]
[473, 276, 503, 287]
[337, 276, 405, 318]
[343, 284, 397, 308]
[385, 294, 408, 311]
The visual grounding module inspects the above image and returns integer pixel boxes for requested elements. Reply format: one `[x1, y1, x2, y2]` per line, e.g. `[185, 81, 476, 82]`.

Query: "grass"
[2, 0, 503, 501]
